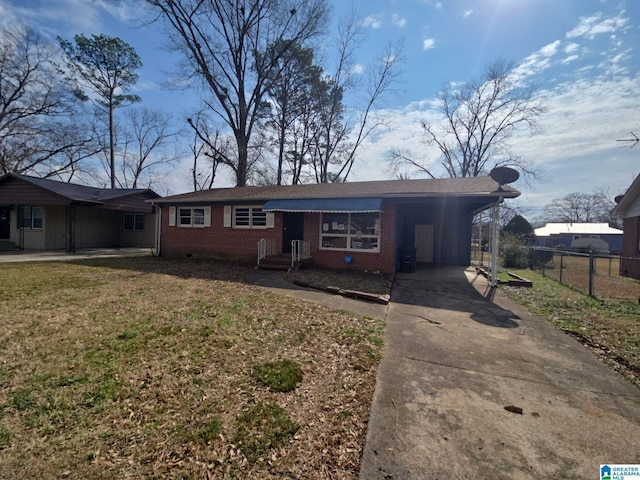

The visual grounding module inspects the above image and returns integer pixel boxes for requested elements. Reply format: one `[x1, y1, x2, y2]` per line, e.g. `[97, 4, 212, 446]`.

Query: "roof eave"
[613, 174, 640, 215]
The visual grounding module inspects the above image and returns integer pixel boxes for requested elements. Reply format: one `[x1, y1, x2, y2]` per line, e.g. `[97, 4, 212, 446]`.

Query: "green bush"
[501, 233, 528, 269]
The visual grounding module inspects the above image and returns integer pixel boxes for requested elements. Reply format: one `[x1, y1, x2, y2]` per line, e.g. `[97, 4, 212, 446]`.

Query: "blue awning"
[262, 198, 383, 213]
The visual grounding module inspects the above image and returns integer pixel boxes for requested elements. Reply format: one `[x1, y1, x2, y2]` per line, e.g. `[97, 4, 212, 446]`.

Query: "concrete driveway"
[359, 266, 640, 479]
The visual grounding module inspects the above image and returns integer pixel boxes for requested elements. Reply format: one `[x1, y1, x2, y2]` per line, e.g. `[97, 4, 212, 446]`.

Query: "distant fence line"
[527, 247, 636, 299]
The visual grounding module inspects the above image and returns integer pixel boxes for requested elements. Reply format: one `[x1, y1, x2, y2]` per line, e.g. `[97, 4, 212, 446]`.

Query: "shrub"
[501, 233, 528, 269]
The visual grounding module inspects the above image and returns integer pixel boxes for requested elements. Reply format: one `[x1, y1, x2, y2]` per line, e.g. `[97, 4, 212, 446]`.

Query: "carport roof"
[0, 173, 159, 206]
[150, 176, 519, 205]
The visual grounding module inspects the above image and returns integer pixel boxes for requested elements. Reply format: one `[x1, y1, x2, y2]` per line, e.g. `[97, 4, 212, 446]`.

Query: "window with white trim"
[171, 206, 210, 227]
[233, 206, 268, 228]
[123, 212, 145, 231]
[320, 212, 380, 252]
[18, 206, 43, 229]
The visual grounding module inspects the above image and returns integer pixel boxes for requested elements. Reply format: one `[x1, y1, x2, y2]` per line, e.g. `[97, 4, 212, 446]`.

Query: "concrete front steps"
[258, 254, 312, 271]
[0, 241, 19, 252]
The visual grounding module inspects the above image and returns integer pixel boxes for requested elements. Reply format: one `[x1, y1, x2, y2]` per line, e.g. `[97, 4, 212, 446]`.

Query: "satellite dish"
[614, 195, 624, 204]
[490, 167, 519, 190]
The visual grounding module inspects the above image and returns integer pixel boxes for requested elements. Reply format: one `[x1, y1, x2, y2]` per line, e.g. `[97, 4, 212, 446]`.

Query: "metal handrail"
[257, 238, 276, 265]
[291, 240, 310, 267]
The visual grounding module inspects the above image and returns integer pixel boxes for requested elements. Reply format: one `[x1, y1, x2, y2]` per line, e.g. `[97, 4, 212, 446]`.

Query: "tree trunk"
[109, 102, 116, 189]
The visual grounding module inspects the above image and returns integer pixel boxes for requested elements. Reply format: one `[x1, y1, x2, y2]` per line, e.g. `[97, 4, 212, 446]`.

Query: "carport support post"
[588, 250, 595, 297]
[490, 201, 500, 288]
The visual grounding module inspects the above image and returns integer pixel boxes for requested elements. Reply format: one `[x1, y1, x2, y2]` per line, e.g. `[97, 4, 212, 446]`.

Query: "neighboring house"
[614, 174, 640, 279]
[149, 177, 519, 274]
[0, 173, 159, 252]
[533, 223, 623, 254]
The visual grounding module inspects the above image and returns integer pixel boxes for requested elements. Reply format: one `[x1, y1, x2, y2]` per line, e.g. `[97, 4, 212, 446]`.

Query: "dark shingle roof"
[1, 173, 159, 204]
[151, 176, 519, 204]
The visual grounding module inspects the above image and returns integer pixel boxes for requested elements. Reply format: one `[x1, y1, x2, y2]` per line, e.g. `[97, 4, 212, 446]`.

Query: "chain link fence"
[528, 247, 639, 301]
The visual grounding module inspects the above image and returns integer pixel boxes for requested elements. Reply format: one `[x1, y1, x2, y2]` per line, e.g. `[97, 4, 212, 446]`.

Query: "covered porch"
[256, 197, 386, 271]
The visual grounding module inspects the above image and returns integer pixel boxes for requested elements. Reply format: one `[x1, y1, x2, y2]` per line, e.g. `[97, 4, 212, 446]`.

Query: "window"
[233, 206, 268, 228]
[179, 207, 205, 227]
[320, 212, 380, 252]
[18, 206, 43, 229]
[123, 213, 145, 231]
[169, 206, 210, 227]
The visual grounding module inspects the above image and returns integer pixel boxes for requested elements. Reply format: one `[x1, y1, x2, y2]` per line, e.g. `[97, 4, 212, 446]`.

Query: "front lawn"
[0, 258, 383, 479]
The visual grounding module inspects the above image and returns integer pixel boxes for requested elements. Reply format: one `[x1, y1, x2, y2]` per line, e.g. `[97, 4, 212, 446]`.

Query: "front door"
[283, 212, 304, 253]
[0, 207, 10, 240]
[415, 224, 434, 263]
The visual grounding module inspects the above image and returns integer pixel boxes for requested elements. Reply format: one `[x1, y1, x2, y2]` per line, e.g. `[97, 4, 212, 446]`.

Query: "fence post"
[559, 252, 564, 284]
[588, 250, 595, 297]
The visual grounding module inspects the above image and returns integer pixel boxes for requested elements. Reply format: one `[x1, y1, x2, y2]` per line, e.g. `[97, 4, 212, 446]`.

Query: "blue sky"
[1, 0, 639, 219]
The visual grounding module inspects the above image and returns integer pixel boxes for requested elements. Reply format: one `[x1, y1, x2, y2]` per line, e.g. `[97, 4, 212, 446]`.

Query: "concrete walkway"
[359, 266, 640, 479]
[252, 266, 640, 478]
[0, 247, 153, 263]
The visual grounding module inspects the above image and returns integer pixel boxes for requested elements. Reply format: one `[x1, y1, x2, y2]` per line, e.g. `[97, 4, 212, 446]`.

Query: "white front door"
[415, 224, 434, 263]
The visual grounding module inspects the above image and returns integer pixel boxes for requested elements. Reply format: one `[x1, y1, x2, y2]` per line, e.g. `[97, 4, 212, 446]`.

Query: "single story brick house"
[149, 177, 519, 273]
[614, 174, 640, 279]
[533, 222, 623, 254]
[0, 173, 159, 252]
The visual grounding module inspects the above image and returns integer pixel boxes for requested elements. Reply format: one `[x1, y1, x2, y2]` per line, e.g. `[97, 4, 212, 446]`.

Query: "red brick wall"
[620, 216, 640, 279]
[159, 205, 283, 262]
[159, 202, 398, 273]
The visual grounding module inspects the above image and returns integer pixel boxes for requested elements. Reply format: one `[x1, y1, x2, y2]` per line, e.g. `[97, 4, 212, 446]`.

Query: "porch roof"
[262, 197, 383, 213]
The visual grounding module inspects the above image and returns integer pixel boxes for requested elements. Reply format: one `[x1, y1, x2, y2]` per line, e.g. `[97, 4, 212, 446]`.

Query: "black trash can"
[398, 246, 417, 273]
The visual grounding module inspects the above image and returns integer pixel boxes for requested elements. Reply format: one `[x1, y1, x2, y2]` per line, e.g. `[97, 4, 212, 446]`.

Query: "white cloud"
[512, 41, 561, 82]
[566, 12, 629, 39]
[361, 15, 382, 29]
[423, 0, 443, 9]
[561, 54, 579, 64]
[539, 40, 561, 57]
[564, 42, 580, 54]
[0, 0, 143, 37]
[599, 49, 632, 76]
[422, 38, 436, 50]
[352, 63, 365, 74]
[392, 13, 407, 28]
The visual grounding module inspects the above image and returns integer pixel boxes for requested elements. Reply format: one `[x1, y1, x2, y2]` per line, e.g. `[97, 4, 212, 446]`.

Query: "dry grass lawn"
[0, 257, 383, 479]
[504, 268, 640, 387]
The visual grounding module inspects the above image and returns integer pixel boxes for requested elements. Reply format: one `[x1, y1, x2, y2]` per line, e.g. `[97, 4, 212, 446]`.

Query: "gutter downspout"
[153, 203, 161, 257]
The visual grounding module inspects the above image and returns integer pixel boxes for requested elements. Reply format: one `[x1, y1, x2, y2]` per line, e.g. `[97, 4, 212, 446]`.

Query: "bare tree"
[0, 26, 97, 177]
[187, 113, 232, 191]
[390, 59, 545, 183]
[116, 107, 180, 188]
[263, 40, 320, 184]
[59, 34, 142, 188]
[146, 0, 330, 187]
[544, 191, 614, 224]
[308, 13, 400, 183]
